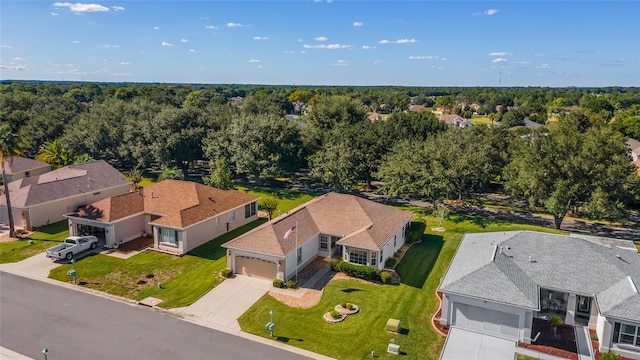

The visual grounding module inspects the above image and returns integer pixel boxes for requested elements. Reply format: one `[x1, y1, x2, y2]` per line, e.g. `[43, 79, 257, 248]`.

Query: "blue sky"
[1, 1, 639, 87]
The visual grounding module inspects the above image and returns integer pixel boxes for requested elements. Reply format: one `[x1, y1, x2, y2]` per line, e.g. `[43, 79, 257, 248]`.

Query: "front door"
[577, 295, 591, 313]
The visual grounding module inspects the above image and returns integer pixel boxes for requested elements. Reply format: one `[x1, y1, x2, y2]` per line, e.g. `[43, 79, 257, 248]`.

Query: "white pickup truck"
[46, 236, 99, 261]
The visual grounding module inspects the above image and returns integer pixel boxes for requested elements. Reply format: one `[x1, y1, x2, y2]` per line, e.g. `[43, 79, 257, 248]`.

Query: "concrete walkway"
[171, 275, 273, 331]
[575, 326, 594, 360]
[0, 346, 33, 360]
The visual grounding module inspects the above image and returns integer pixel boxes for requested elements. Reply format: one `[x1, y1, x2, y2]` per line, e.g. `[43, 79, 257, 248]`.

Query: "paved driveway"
[174, 275, 273, 332]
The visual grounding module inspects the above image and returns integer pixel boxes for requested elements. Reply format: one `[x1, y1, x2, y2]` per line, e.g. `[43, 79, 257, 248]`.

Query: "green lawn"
[49, 219, 267, 308]
[236, 185, 315, 214]
[0, 221, 69, 264]
[238, 211, 567, 360]
[470, 114, 493, 126]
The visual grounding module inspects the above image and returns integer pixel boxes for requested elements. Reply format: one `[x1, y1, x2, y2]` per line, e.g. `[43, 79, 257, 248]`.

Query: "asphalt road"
[0, 271, 310, 360]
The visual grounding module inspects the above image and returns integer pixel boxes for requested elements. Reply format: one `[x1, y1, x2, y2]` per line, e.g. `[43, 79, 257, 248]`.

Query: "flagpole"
[295, 221, 298, 284]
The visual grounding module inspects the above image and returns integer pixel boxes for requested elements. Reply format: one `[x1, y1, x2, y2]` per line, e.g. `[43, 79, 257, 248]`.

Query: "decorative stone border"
[335, 304, 360, 315]
[323, 312, 347, 323]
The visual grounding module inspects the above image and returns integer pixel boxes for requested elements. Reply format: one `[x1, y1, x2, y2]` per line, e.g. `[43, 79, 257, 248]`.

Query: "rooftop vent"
[528, 256, 536, 263]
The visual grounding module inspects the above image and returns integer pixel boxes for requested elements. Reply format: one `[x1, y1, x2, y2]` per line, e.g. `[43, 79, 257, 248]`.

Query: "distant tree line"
[1, 81, 639, 228]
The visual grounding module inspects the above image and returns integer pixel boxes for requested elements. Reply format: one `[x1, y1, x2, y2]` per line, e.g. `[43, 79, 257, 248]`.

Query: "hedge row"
[330, 259, 381, 281]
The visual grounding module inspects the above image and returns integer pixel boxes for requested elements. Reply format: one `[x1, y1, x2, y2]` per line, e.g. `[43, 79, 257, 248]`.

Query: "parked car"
[46, 236, 99, 261]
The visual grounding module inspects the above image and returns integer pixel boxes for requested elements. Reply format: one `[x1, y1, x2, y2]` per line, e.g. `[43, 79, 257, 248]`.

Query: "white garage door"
[235, 256, 276, 279]
[452, 303, 519, 340]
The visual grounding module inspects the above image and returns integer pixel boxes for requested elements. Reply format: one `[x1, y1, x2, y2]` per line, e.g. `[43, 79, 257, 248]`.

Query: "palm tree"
[0, 124, 22, 237]
[35, 139, 73, 169]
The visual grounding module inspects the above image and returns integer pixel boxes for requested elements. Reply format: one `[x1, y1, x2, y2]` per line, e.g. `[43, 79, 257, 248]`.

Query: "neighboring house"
[438, 231, 640, 359]
[65, 180, 259, 255]
[223, 192, 413, 281]
[2, 156, 51, 183]
[439, 114, 472, 128]
[627, 138, 640, 162]
[509, 119, 545, 131]
[408, 104, 427, 112]
[0, 160, 130, 230]
[367, 112, 389, 122]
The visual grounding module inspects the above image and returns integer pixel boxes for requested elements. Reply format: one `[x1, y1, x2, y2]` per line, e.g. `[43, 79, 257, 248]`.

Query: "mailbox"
[67, 269, 77, 277]
[265, 322, 275, 331]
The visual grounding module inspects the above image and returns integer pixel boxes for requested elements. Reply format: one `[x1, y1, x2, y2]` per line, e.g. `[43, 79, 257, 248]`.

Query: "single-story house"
[438, 231, 640, 359]
[509, 119, 545, 131]
[439, 114, 472, 128]
[409, 104, 427, 112]
[627, 138, 640, 162]
[222, 192, 413, 281]
[65, 180, 259, 255]
[0, 160, 130, 230]
[2, 156, 51, 183]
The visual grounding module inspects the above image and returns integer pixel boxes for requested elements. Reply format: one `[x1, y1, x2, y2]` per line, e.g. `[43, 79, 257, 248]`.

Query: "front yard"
[0, 221, 68, 263]
[238, 212, 567, 360]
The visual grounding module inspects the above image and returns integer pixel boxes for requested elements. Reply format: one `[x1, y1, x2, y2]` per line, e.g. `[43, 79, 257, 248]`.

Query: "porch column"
[565, 293, 576, 326]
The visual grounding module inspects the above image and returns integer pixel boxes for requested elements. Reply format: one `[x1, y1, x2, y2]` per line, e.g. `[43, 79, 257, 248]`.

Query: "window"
[244, 202, 256, 218]
[159, 228, 178, 245]
[371, 251, 377, 266]
[320, 235, 329, 250]
[380, 249, 383, 263]
[297, 247, 302, 265]
[616, 323, 640, 346]
[349, 249, 368, 265]
[228, 211, 235, 222]
[394, 235, 396, 247]
[25, 171, 30, 177]
[216, 217, 220, 226]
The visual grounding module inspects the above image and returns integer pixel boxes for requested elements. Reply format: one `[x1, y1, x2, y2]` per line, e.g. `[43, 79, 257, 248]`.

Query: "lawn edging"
[431, 289, 448, 337]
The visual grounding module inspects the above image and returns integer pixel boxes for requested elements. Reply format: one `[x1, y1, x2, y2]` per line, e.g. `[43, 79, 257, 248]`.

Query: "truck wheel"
[66, 253, 73, 260]
[90, 242, 97, 250]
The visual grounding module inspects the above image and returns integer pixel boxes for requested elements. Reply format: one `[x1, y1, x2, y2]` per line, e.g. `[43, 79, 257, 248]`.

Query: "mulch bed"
[518, 318, 578, 360]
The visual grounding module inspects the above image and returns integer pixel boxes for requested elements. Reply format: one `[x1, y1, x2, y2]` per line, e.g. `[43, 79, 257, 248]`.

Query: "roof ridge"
[493, 252, 539, 306]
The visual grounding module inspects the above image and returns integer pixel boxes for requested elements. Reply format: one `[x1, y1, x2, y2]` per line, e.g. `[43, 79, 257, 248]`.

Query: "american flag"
[284, 225, 296, 240]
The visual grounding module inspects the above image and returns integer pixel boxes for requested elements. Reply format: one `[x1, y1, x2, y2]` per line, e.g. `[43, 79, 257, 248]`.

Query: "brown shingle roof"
[71, 180, 259, 229]
[2, 156, 50, 175]
[223, 192, 413, 256]
[1, 160, 129, 208]
[627, 138, 640, 153]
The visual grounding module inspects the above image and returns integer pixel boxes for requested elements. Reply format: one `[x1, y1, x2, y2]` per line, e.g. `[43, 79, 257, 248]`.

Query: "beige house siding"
[0, 205, 25, 228]
[228, 249, 283, 279]
[284, 236, 318, 281]
[23, 184, 131, 229]
[113, 214, 146, 247]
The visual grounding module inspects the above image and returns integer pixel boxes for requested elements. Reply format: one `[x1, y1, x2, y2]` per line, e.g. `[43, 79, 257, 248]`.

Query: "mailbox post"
[264, 310, 275, 337]
[67, 259, 76, 284]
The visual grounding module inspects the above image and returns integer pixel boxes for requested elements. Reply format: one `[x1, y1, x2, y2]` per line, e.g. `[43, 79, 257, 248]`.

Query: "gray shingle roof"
[3, 156, 50, 174]
[1, 160, 129, 208]
[440, 231, 640, 323]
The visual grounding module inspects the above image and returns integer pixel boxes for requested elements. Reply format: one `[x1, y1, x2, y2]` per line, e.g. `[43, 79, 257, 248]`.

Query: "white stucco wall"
[599, 316, 640, 359]
[5, 166, 50, 183]
[284, 236, 318, 281]
[442, 293, 532, 342]
[0, 205, 25, 229]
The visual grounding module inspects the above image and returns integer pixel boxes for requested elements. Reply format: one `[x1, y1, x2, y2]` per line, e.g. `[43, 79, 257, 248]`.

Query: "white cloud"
[248, 59, 260, 63]
[199, 16, 209, 20]
[72, 40, 80, 44]
[283, 50, 295, 54]
[180, 38, 188, 43]
[0, 64, 27, 70]
[372, 59, 382, 64]
[492, 58, 508, 63]
[361, 45, 375, 50]
[514, 61, 531, 64]
[315, 36, 328, 42]
[120, 61, 129, 65]
[332, 60, 349, 66]
[535, 63, 551, 69]
[189, 49, 196, 53]
[353, 21, 363, 27]
[13, 57, 26, 61]
[409, 55, 439, 60]
[161, 41, 173, 47]
[226, 22, 245, 28]
[153, 26, 160, 30]
[1, 44, 12, 48]
[485, 9, 499, 15]
[51, 12, 60, 16]
[378, 39, 417, 44]
[303, 44, 352, 49]
[441, 57, 448, 61]
[111, 6, 124, 11]
[489, 51, 513, 56]
[101, 44, 120, 48]
[253, 36, 268, 40]
[53, 2, 110, 13]
[205, 25, 218, 29]
[431, 66, 445, 70]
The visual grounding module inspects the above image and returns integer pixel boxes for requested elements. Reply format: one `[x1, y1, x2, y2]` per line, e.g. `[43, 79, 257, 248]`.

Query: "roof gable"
[3, 156, 50, 175]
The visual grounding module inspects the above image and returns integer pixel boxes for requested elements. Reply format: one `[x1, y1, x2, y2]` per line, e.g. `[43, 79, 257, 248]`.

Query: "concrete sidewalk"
[0, 346, 33, 360]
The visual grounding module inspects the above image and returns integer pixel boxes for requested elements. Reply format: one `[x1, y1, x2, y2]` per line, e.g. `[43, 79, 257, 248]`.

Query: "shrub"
[221, 268, 233, 278]
[407, 219, 426, 243]
[330, 259, 381, 281]
[330, 259, 345, 272]
[346, 303, 354, 310]
[330, 310, 341, 320]
[590, 333, 598, 341]
[600, 352, 620, 360]
[385, 257, 398, 268]
[15, 229, 29, 236]
[380, 271, 393, 284]
[286, 279, 296, 288]
[341, 302, 347, 308]
[272, 279, 284, 288]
